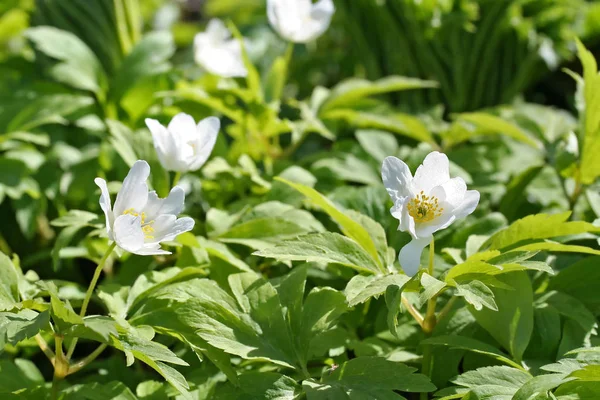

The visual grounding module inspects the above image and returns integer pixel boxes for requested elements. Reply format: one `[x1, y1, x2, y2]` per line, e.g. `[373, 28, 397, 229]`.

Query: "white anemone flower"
[267, 0, 335, 43]
[194, 19, 247, 78]
[94, 160, 194, 255]
[145, 113, 220, 173]
[382, 152, 480, 276]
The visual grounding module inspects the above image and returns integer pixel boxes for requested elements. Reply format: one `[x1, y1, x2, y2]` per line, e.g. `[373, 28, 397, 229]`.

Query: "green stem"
[172, 171, 182, 187]
[113, 0, 133, 54]
[66, 242, 116, 359]
[68, 343, 108, 375]
[420, 238, 437, 400]
[52, 336, 68, 400]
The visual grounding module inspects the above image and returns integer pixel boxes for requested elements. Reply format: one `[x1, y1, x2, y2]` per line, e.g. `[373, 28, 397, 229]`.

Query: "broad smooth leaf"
[469, 272, 534, 363]
[25, 26, 106, 94]
[320, 76, 438, 111]
[481, 212, 599, 251]
[452, 112, 541, 149]
[7, 94, 94, 132]
[550, 256, 600, 315]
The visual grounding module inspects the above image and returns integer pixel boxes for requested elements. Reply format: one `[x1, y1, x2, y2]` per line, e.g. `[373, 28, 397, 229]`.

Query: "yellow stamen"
[407, 191, 444, 223]
[123, 209, 155, 238]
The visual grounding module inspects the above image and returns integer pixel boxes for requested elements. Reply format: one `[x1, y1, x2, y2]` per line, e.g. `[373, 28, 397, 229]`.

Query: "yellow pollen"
[407, 191, 444, 223]
[123, 208, 155, 238]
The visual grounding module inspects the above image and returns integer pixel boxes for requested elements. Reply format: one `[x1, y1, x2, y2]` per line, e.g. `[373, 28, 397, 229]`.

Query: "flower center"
[123, 208, 156, 239]
[407, 191, 443, 223]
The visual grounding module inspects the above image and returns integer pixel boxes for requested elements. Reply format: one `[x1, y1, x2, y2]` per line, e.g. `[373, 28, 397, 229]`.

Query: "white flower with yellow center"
[145, 113, 220, 173]
[94, 160, 194, 255]
[382, 152, 480, 276]
[193, 19, 248, 78]
[267, 0, 335, 43]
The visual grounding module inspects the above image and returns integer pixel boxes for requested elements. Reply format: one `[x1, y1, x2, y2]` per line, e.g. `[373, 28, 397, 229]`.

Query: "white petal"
[390, 196, 416, 238]
[136, 244, 171, 256]
[399, 236, 432, 277]
[94, 177, 114, 240]
[194, 27, 247, 79]
[205, 19, 231, 42]
[113, 214, 145, 254]
[147, 215, 195, 244]
[187, 116, 220, 171]
[168, 113, 197, 143]
[430, 177, 466, 209]
[453, 190, 480, 219]
[113, 160, 150, 216]
[382, 156, 414, 201]
[145, 118, 177, 171]
[415, 214, 456, 238]
[413, 151, 450, 194]
[143, 186, 185, 221]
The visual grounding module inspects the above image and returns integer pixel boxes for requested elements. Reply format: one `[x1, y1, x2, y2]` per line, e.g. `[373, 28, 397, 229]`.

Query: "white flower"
[382, 152, 480, 276]
[94, 160, 194, 255]
[145, 113, 220, 173]
[194, 19, 247, 78]
[267, 0, 335, 43]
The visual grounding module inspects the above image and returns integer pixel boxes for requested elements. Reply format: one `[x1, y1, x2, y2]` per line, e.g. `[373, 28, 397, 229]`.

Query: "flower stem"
[420, 238, 437, 400]
[51, 336, 68, 400]
[172, 171, 182, 187]
[401, 295, 424, 328]
[35, 334, 55, 365]
[66, 242, 116, 359]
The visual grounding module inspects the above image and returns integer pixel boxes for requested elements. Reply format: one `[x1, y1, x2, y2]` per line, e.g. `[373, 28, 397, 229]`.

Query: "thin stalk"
[68, 344, 108, 375]
[420, 239, 437, 400]
[35, 334, 55, 365]
[66, 242, 116, 359]
[402, 295, 424, 328]
[172, 171, 182, 187]
[113, 0, 133, 54]
[437, 296, 458, 323]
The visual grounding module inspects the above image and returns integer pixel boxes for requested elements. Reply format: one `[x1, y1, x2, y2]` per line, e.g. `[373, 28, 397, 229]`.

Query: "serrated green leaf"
[344, 274, 411, 307]
[255, 232, 381, 274]
[454, 280, 497, 311]
[0, 252, 19, 310]
[451, 365, 531, 400]
[0, 310, 49, 351]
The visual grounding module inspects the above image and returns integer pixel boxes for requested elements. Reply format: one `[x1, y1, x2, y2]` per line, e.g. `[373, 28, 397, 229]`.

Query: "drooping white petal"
[135, 244, 171, 256]
[452, 190, 480, 219]
[144, 186, 185, 221]
[94, 177, 114, 240]
[413, 151, 450, 194]
[382, 156, 414, 201]
[187, 116, 220, 171]
[399, 236, 432, 277]
[415, 213, 456, 238]
[113, 214, 145, 254]
[113, 160, 150, 216]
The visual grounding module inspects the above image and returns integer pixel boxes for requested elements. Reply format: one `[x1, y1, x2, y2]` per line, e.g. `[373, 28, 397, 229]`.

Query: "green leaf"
[321, 109, 435, 144]
[481, 212, 599, 251]
[453, 112, 541, 149]
[419, 273, 447, 307]
[451, 366, 531, 400]
[25, 26, 106, 94]
[111, 31, 175, 103]
[320, 76, 438, 112]
[499, 165, 545, 220]
[274, 178, 382, 269]
[511, 241, 600, 255]
[40, 281, 83, 333]
[313, 154, 381, 185]
[356, 129, 399, 162]
[215, 372, 302, 400]
[469, 272, 534, 362]
[550, 256, 600, 315]
[304, 357, 435, 399]
[344, 274, 411, 307]
[454, 280, 497, 311]
[573, 39, 600, 185]
[7, 94, 94, 132]
[0, 359, 44, 394]
[0, 252, 19, 310]
[0, 310, 50, 351]
[227, 22, 262, 100]
[255, 232, 381, 274]
[61, 381, 138, 400]
[512, 373, 573, 400]
[422, 335, 524, 370]
[264, 45, 292, 103]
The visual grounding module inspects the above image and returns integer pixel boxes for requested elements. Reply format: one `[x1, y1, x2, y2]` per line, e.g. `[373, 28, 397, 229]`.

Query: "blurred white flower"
[382, 152, 480, 276]
[95, 160, 194, 255]
[145, 113, 220, 173]
[194, 19, 248, 78]
[267, 0, 335, 43]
